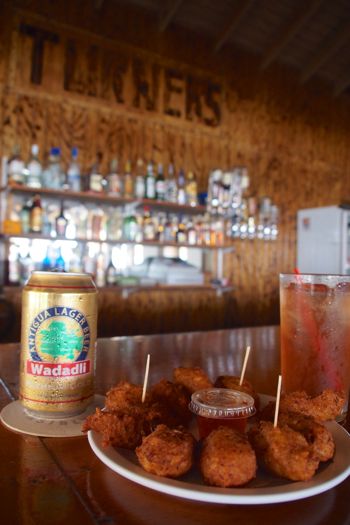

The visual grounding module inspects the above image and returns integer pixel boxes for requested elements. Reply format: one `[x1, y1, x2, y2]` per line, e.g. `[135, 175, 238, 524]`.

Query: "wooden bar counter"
[0, 327, 349, 525]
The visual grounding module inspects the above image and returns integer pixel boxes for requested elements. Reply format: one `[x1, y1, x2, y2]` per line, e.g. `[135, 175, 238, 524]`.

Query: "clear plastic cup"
[189, 388, 256, 439]
[280, 273, 350, 422]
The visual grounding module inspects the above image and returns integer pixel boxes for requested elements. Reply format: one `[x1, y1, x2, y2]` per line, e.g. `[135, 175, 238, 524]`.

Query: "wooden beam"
[333, 70, 350, 97]
[261, 0, 324, 70]
[214, 0, 255, 53]
[94, 0, 104, 10]
[300, 19, 350, 84]
[159, 0, 184, 32]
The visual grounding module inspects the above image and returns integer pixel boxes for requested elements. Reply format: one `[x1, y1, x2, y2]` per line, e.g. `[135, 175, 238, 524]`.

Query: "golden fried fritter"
[105, 381, 151, 411]
[214, 375, 260, 410]
[136, 424, 195, 478]
[200, 427, 257, 487]
[173, 367, 213, 394]
[277, 411, 334, 462]
[150, 379, 192, 427]
[249, 421, 320, 481]
[82, 408, 143, 449]
[278, 390, 345, 421]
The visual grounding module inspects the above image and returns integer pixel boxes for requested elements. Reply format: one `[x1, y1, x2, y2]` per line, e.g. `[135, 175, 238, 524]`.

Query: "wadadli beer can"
[19, 271, 98, 418]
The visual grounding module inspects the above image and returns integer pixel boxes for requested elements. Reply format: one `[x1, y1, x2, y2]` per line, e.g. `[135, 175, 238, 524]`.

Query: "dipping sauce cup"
[189, 388, 256, 439]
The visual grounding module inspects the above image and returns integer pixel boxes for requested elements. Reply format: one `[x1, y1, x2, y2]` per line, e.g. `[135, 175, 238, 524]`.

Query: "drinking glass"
[280, 273, 350, 421]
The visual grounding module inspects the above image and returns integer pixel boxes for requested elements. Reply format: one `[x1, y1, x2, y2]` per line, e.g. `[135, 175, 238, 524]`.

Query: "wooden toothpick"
[239, 345, 251, 386]
[273, 375, 282, 428]
[141, 354, 151, 403]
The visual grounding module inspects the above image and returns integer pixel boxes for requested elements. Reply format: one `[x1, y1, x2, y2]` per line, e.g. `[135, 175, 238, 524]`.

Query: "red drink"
[280, 274, 350, 419]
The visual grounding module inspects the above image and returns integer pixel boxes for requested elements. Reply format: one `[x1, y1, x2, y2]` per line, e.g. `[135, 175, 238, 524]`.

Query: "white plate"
[87, 417, 350, 505]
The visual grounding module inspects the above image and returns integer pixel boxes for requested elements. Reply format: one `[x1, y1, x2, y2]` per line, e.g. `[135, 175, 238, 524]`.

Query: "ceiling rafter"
[159, 0, 184, 32]
[214, 0, 255, 53]
[94, 0, 105, 10]
[300, 18, 350, 84]
[261, 0, 324, 70]
[334, 67, 350, 97]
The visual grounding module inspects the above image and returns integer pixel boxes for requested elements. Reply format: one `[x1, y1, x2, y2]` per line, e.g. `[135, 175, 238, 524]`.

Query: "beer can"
[19, 271, 98, 418]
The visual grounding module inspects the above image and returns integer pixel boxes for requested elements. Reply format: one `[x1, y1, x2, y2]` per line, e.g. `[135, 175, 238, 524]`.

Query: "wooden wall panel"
[1, 0, 350, 333]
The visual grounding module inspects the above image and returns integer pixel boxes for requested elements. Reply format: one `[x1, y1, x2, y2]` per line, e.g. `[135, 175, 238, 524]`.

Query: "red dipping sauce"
[189, 388, 256, 439]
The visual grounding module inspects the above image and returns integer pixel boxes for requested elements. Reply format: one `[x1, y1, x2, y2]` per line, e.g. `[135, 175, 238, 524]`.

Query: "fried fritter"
[136, 424, 195, 478]
[260, 408, 334, 462]
[150, 379, 192, 427]
[214, 375, 260, 410]
[105, 381, 151, 411]
[173, 367, 213, 394]
[82, 408, 143, 449]
[278, 389, 345, 421]
[200, 427, 257, 487]
[261, 389, 345, 422]
[278, 411, 334, 462]
[249, 421, 320, 481]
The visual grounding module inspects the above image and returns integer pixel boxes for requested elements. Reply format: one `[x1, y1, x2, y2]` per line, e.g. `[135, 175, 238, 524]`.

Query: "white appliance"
[297, 205, 350, 274]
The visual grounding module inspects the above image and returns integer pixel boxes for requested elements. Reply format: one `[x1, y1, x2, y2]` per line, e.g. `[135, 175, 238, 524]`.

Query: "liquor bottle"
[144, 162, 156, 199]
[19, 250, 35, 285]
[7, 145, 25, 185]
[207, 169, 222, 213]
[20, 199, 32, 234]
[157, 213, 166, 242]
[187, 219, 197, 245]
[106, 158, 122, 196]
[106, 258, 117, 286]
[26, 144, 42, 188]
[123, 206, 138, 241]
[67, 147, 81, 192]
[42, 247, 53, 271]
[69, 247, 84, 273]
[54, 247, 66, 272]
[143, 207, 155, 240]
[134, 158, 145, 199]
[177, 168, 186, 205]
[185, 171, 198, 207]
[95, 251, 106, 287]
[55, 201, 68, 237]
[89, 153, 104, 192]
[123, 160, 134, 198]
[42, 206, 52, 236]
[163, 215, 174, 242]
[165, 164, 178, 203]
[155, 163, 166, 201]
[30, 194, 43, 233]
[2, 194, 21, 234]
[176, 216, 187, 243]
[45, 147, 64, 189]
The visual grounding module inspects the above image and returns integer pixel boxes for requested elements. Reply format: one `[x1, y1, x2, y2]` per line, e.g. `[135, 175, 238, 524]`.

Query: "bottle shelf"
[0, 232, 234, 251]
[2, 184, 207, 215]
[3, 283, 233, 297]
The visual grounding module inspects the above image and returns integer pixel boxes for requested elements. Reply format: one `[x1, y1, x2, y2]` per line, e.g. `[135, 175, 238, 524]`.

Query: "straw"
[273, 375, 282, 428]
[239, 345, 251, 386]
[141, 354, 150, 403]
[291, 269, 341, 390]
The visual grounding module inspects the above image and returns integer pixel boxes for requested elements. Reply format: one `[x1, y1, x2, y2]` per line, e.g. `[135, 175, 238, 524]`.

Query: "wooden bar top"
[0, 326, 349, 525]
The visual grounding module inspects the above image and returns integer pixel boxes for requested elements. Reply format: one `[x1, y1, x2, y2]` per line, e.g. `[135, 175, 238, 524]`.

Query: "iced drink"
[280, 274, 350, 420]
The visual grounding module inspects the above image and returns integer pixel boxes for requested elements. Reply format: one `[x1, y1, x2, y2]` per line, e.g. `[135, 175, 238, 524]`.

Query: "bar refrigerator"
[297, 205, 350, 274]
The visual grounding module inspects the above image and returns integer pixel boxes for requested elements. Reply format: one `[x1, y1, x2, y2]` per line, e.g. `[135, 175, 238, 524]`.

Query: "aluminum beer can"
[19, 271, 98, 418]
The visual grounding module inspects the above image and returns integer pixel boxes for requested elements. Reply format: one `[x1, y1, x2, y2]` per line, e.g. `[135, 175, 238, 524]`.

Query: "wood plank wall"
[1, 0, 350, 332]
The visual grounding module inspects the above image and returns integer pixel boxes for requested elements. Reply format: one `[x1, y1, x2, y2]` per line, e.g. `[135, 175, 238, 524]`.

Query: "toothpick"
[239, 345, 251, 386]
[273, 375, 282, 428]
[141, 354, 151, 403]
